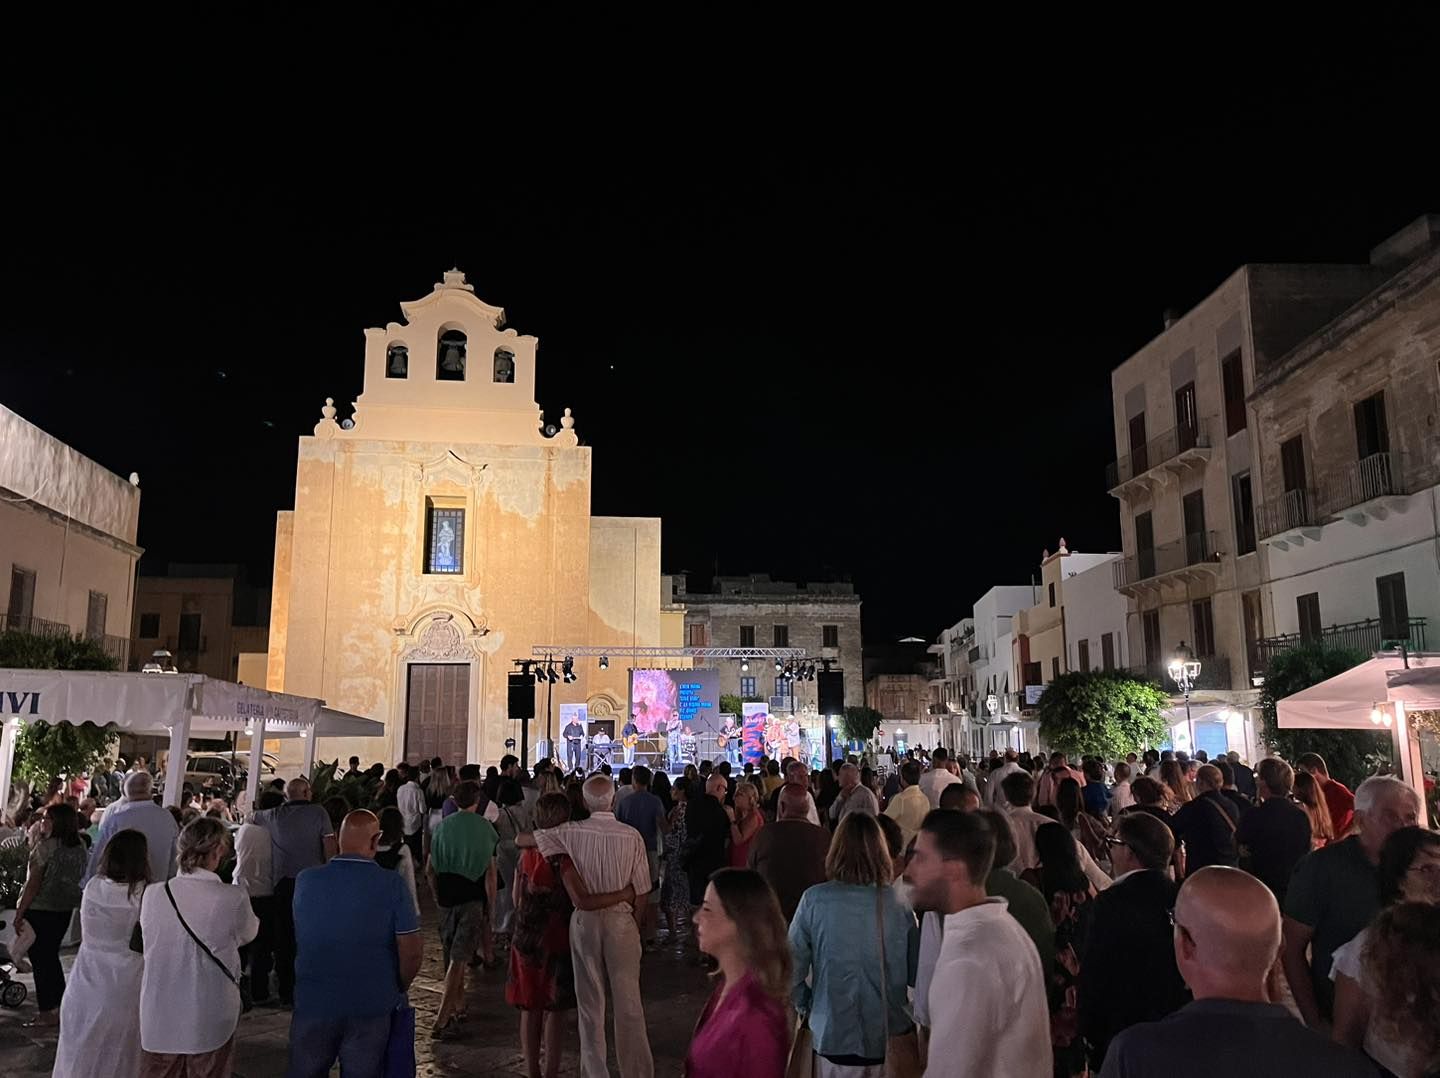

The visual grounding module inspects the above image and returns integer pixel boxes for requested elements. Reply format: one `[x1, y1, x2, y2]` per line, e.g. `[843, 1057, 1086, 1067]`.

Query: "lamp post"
[1167, 641, 1202, 754]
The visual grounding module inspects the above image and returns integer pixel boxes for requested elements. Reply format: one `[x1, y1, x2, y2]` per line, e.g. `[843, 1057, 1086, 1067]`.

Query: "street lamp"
[1167, 641, 1202, 753]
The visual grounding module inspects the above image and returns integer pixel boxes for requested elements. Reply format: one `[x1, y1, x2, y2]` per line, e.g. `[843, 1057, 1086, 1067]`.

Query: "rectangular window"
[1135, 512, 1155, 579]
[1221, 350, 1247, 435]
[1183, 489, 1208, 563]
[1051, 656, 1061, 680]
[1142, 610, 1162, 665]
[86, 591, 108, 639]
[773, 677, 792, 705]
[1376, 573, 1409, 643]
[424, 504, 465, 574]
[178, 612, 202, 652]
[739, 676, 757, 698]
[1128, 412, 1149, 474]
[688, 623, 707, 647]
[1192, 598, 1216, 657]
[7, 565, 36, 623]
[1281, 435, 1307, 493]
[1077, 639, 1090, 673]
[1242, 590, 1264, 683]
[1101, 632, 1115, 671]
[1175, 381, 1198, 450]
[1048, 582, 1056, 607]
[773, 624, 789, 648]
[1354, 392, 1390, 460]
[1232, 471, 1256, 555]
[739, 625, 755, 647]
[822, 624, 839, 649]
[138, 613, 161, 639]
[1297, 593, 1322, 643]
[1024, 661, 1043, 686]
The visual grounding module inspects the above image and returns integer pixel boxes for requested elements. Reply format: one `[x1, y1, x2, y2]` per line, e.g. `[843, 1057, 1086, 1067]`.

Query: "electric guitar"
[622, 732, 640, 748]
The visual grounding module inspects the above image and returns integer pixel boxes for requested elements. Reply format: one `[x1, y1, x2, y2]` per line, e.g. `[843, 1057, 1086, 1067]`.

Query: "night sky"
[4, 20, 1437, 642]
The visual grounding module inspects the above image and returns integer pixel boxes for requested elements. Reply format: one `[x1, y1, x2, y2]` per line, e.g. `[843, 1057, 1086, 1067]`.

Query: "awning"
[316, 706, 386, 739]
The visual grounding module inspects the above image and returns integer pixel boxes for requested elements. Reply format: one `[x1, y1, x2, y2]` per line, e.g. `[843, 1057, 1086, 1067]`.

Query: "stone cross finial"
[437, 268, 474, 292]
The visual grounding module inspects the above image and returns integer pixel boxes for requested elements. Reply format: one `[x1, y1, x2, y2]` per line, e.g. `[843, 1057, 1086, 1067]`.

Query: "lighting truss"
[530, 645, 811, 661]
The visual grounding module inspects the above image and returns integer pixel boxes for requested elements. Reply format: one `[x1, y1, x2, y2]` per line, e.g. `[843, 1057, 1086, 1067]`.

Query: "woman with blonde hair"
[1158, 759, 1193, 806]
[726, 781, 764, 868]
[789, 812, 916, 1077]
[687, 869, 791, 1078]
[1292, 770, 1334, 849]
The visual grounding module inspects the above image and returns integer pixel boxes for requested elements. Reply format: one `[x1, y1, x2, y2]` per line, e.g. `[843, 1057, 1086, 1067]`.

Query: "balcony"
[1262, 453, 1419, 548]
[1113, 530, 1221, 596]
[1107, 418, 1212, 499]
[1128, 654, 1234, 692]
[0, 613, 72, 639]
[1257, 616, 1427, 665]
[91, 633, 130, 669]
[968, 644, 986, 665]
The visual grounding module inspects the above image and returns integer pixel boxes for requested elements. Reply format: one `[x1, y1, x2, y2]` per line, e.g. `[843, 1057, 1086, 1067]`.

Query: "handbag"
[875, 886, 922, 1078]
[385, 998, 417, 1077]
[785, 1016, 815, 1078]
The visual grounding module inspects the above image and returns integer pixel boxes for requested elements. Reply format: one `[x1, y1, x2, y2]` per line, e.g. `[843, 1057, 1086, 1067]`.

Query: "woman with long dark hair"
[1024, 821, 1098, 1078]
[1056, 778, 1108, 868]
[12, 801, 87, 1027]
[1293, 770, 1335, 849]
[661, 778, 692, 947]
[688, 869, 791, 1078]
[54, 829, 152, 1077]
[493, 776, 531, 937]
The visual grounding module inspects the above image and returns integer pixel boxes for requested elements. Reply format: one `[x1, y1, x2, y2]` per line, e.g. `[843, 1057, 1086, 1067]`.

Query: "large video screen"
[629, 668, 720, 734]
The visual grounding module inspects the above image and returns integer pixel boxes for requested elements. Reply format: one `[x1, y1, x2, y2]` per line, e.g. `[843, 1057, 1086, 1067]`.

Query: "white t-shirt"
[918, 767, 960, 808]
[925, 899, 1050, 1078]
[1329, 926, 1418, 1078]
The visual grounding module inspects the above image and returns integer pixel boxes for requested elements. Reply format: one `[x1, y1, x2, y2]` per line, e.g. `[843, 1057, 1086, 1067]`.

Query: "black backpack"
[375, 845, 403, 871]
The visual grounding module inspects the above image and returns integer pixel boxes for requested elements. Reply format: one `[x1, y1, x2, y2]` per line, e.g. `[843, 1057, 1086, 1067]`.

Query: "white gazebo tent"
[1275, 652, 1438, 811]
[0, 669, 382, 811]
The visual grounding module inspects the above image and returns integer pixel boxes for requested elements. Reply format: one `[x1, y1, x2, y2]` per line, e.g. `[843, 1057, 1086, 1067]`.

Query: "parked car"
[164, 752, 280, 797]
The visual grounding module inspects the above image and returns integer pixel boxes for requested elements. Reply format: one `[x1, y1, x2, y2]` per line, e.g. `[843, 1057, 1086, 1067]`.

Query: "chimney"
[1162, 307, 1180, 330]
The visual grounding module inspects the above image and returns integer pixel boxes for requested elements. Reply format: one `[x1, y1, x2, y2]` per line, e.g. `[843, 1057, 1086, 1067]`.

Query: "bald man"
[1099, 867, 1375, 1077]
[748, 782, 830, 921]
[289, 810, 421, 1078]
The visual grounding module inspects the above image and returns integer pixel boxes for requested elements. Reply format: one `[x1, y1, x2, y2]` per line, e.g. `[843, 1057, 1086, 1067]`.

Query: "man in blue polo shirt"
[287, 810, 422, 1078]
[615, 765, 666, 947]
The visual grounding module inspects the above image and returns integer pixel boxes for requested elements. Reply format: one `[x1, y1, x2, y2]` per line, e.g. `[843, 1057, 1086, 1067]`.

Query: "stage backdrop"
[630, 668, 720, 734]
[742, 702, 769, 764]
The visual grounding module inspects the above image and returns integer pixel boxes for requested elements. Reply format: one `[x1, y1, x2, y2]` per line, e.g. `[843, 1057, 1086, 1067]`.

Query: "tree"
[1, 630, 120, 791]
[1258, 644, 1389, 791]
[1035, 671, 1170, 759]
[841, 705, 884, 744]
[719, 694, 744, 718]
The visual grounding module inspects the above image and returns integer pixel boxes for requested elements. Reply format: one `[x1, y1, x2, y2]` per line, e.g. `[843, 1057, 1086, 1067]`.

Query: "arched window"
[386, 342, 409, 378]
[493, 348, 515, 383]
[437, 330, 467, 381]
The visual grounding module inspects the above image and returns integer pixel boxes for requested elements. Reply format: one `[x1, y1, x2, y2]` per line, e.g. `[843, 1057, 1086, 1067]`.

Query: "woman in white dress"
[53, 829, 152, 1078]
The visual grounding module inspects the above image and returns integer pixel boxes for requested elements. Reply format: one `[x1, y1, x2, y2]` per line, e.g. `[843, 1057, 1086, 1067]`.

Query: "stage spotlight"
[546, 665, 559, 684]
[775, 659, 784, 673]
[741, 658, 749, 672]
[599, 655, 609, 670]
[562, 656, 576, 682]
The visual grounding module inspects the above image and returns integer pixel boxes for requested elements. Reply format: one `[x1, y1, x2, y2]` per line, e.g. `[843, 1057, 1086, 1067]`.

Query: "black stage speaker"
[818, 670, 844, 715]
[508, 672, 536, 719]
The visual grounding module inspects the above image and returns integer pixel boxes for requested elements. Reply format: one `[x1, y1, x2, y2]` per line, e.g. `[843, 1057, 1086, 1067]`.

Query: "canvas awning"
[0, 669, 382, 810]
[1275, 653, 1437, 809]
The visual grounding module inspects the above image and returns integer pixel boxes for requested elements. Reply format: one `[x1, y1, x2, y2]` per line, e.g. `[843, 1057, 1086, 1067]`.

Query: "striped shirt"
[534, 812, 651, 912]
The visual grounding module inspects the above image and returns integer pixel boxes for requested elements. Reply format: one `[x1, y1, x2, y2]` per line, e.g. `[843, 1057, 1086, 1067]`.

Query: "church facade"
[266, 270, 673, 768]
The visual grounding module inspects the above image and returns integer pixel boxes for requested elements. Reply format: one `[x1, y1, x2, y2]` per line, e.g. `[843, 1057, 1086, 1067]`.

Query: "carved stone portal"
[401, 612, 479, 663]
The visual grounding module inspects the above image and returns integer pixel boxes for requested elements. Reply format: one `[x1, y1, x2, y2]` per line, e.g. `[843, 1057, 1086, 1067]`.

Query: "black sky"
[4, 17, 1438, 642]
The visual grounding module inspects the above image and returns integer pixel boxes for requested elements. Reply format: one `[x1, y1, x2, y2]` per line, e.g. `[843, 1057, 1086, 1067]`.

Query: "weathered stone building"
[266, 270, 670, 768]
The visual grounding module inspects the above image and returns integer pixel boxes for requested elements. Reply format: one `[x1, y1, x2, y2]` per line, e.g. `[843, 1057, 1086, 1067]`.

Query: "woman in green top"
[13, 801, 89, 1026]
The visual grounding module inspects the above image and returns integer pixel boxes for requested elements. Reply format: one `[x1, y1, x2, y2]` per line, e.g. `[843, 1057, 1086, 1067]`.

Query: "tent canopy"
[1275, 654, 1440, 730]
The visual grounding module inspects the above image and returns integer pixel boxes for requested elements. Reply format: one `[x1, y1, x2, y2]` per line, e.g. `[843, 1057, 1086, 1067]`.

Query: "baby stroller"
[0, 919, 28, 1007]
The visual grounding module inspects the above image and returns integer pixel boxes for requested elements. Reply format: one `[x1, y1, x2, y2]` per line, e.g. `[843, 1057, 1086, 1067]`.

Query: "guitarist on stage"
[621, 718, 640, 765]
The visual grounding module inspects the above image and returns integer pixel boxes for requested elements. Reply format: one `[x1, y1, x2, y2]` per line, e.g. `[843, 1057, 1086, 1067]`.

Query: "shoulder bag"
[163, 882, 241, 989]
[875, 885, 921, 1078]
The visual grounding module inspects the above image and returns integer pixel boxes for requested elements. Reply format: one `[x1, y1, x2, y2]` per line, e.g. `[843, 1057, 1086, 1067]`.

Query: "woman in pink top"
[727, 782, 765, 868]
[687, 869, 790, 1078]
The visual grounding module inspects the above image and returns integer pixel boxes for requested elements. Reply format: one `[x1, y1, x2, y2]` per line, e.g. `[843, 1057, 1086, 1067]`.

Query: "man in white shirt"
[918, 747, 961, 808]
[998, 770, 1110, 892]
[235, 788, 282, 1006]
[829, 762, 879, 822]
[396, 763, 427, 863]
[984, 750, 1023, 806]
[904, 808, 1049, 1078]
[1108, 762, 1136, 814]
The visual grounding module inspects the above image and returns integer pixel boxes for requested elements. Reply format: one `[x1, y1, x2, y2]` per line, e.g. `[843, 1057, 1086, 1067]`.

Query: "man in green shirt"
[979, 809, 1055, 972]
[426, 780, 499, 1036]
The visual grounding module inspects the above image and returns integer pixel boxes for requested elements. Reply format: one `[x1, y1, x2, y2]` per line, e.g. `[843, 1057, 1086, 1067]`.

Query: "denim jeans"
[286, 1010, 393, 1078]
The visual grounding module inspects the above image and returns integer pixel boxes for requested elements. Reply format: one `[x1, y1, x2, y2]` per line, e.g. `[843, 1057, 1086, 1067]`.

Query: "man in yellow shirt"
[884, 759, 930, 846]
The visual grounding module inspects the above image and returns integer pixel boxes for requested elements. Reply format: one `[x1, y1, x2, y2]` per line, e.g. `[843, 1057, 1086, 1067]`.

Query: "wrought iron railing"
[1257, 487, 1314, 539]
[1114, 530, 1220, 588]
[0, 613, 72, 638]
[1317, 452, 1411, 516]
[1257, 616, 1427, 664]
[1107, 418, 1212, 489]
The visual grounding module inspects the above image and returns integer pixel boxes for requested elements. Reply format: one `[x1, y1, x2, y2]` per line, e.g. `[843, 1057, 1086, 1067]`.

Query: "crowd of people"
[1, 740, 1435, 1078]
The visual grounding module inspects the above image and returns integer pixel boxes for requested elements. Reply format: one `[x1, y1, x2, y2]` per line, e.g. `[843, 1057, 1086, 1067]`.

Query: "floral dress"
[662, 804, 690, 917]
[505, 850, 576, 1012]
[1045, 886, 1096, 1078]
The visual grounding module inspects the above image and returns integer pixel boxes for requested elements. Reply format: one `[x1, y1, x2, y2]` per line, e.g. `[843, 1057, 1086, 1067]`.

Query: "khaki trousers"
[570, 907, 653, 1078]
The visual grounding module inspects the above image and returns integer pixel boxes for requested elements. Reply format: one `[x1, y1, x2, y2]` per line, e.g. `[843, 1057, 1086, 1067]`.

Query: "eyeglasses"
[1102, 835, 1129, 851]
